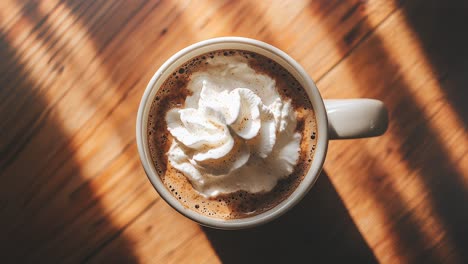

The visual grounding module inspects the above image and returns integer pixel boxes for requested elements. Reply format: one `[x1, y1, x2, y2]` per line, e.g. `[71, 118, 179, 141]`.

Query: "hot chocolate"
[147, 50, 317, 219]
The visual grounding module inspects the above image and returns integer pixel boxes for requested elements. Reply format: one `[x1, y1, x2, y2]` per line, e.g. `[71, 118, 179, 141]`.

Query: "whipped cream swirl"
[166, 55, 301, 197]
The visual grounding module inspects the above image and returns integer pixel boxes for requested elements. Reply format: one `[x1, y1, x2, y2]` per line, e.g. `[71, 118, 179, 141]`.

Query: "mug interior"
[136, 37, 328, 229]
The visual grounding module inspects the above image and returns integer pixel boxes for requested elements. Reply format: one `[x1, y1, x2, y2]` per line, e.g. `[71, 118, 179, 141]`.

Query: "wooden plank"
[87, 200, 220, 264]
[317, 0, 468, 262]
[1, 0, 467, 263]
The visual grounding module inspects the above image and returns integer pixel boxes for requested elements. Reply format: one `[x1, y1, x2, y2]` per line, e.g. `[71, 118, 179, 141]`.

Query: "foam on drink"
[147, 50, 317, 219]
[166, 54, 301, 197]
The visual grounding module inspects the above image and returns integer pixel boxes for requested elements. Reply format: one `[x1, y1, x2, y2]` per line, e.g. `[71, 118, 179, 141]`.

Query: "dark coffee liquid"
[147, 50, 318, 219]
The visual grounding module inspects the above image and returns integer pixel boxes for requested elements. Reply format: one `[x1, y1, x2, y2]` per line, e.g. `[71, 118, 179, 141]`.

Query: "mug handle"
[324, 99, 388, 139]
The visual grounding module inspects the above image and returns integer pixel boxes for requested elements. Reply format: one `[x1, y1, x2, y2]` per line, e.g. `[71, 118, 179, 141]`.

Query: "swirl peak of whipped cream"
[166, 55, 301, 197]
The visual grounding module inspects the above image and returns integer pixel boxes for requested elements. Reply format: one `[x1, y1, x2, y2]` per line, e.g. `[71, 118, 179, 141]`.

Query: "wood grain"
[1, 0, 467, 263]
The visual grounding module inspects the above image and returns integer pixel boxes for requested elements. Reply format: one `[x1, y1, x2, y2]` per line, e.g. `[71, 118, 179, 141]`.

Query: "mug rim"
[136, 37, 329, 229]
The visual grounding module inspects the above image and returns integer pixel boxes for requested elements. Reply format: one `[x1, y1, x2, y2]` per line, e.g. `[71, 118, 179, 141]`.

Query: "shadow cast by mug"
[203, 171, 377, 263]
[311, 0, 468, 261]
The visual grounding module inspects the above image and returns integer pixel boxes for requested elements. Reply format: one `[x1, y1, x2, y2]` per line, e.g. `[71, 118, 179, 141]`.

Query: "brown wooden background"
[1, 0, 467, 263]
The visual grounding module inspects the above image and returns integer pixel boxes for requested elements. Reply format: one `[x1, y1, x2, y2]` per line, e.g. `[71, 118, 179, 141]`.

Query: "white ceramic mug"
[136, 37, 388, 229]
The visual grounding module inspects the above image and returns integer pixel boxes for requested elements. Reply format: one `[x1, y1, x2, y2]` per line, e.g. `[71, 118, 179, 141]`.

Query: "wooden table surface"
[1, 0, 467, 263]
